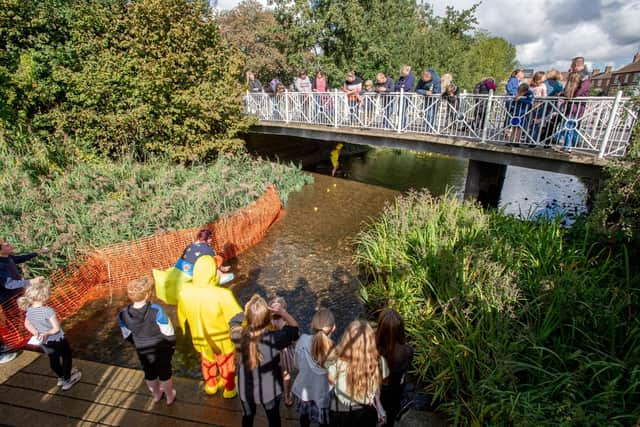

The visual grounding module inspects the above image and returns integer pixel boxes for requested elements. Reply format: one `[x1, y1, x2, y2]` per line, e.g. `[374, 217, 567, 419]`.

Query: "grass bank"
[1, 149, 312, 277]
[354, 191, 640, 426]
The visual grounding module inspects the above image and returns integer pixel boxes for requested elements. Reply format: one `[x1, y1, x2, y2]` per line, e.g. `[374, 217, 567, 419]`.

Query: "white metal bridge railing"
[245, 90, 638, 159]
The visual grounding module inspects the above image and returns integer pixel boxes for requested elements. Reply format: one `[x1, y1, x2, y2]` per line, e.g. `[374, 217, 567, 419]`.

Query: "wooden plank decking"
[0, 351, 442, 427]
[0, 351, 295, 426]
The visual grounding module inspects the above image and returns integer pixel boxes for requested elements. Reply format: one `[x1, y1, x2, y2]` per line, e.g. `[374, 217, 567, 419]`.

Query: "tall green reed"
[355, 190, 640, 426]
[1, 149, 312, 277]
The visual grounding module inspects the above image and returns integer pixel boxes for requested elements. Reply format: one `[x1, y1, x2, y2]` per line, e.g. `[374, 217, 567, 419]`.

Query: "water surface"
[65, 141, 586, 376]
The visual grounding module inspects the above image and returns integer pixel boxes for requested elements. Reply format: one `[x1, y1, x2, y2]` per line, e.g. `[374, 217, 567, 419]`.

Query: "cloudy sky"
[215, 0, 640, 72]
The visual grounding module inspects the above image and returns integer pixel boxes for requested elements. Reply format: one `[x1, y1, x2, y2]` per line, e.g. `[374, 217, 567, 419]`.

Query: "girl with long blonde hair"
[231, 294, 299, 427]
[18, 281, 82, 390]
[292, 308, 336, 427]
[327, 319, 388, 426]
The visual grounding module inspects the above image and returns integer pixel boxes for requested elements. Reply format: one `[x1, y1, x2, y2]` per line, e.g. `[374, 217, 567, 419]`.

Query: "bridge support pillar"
[464, 160, 507, 209]
[579, 176, 605, 212]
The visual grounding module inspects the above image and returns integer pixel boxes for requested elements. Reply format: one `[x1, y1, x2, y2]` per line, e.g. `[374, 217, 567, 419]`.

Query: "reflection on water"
[65, 174, 400, 377]
[324, 148, 468, 196]
[500, 166, 587, 222]
[65, 140, 587, 376]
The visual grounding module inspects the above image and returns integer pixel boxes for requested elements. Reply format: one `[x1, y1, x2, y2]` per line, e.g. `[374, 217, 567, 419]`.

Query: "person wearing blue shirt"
[507, 83, 534, 144]
[415, 69, 441, 131]
[394, 65, 415, 130]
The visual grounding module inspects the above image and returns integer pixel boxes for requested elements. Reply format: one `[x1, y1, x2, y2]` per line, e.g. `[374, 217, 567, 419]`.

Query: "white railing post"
[599, 90, 623, 158]
[397, 88, 404, 133]
[481, 90, 493, 143]
[333, 89, 339, 128]
[284, 91, 290, 123]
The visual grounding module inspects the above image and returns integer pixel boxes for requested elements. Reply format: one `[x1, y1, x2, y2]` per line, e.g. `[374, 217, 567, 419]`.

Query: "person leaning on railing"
[557, 71, 588, 152]
[312, 70, 330, 123]
[247, 71, 263, 93]
[415, 69, 441, 130]
[394, 65, 415, 130]
[472, 77, 497, 131]
[343, 71, 363, 124]
[375, 73, 395, 128]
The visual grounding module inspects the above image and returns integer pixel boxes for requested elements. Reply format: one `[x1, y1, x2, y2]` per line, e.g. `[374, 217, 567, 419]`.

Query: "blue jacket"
[544, 79, 563, 97]
[506, 76, 520, 96]
[415, 69, 441, 95]
[394, 72, 415, 92]
[513, 90, 534, 116]
[0, 253, 37, 303]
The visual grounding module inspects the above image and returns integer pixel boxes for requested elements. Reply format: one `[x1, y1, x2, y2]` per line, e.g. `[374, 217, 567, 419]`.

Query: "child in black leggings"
[18, 281, 82, 390]
[118, 277, 177, 404]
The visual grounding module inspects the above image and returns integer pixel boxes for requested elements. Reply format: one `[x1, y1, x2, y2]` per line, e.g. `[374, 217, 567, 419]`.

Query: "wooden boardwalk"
[0, 351, 443, 427]
[0, 351, 297, 427]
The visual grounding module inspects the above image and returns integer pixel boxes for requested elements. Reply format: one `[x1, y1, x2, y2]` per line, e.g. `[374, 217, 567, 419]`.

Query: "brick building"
[607, 53, 640, 95]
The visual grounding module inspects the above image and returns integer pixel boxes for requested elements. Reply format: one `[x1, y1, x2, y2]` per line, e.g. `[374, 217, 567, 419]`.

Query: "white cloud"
[215, 0, 640, 72]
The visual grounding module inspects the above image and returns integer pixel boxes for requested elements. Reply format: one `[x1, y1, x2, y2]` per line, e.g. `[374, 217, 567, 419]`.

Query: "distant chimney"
[593, 67, 601, 75]
[605, 66, 613, 73]
[634, 53, 640, 63]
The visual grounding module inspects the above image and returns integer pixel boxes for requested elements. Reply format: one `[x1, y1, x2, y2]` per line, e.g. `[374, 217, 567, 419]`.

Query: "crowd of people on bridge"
[246, 56, 593, 150]
[0, 232, 414, 427]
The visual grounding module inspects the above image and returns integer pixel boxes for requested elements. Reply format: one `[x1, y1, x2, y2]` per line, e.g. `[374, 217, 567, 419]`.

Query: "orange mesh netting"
[0, 186, 282, 350]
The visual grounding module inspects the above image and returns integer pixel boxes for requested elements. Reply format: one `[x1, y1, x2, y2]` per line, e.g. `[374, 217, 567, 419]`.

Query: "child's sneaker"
[61, 369, 82, 391]
[0, 352, 17, 364]
[58, 367, 79, 387]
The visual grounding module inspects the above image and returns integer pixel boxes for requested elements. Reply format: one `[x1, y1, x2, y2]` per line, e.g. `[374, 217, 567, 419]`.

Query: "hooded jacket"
[415, 69, 441, 95]
[177, 255, 242, 359]
[291, 334, 331, 408]
[118, 302, 175, 354]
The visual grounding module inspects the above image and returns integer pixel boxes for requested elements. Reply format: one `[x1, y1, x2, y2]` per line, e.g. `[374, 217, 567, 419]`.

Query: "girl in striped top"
[18, 281, 82, 390]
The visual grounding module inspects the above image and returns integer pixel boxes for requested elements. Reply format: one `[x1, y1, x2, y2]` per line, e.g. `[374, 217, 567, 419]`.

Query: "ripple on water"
[65, 174, 398, 377]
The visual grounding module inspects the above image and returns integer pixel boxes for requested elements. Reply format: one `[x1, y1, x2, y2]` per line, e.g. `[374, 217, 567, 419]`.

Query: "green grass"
[1, 147, 312, 277]
[354, 190, 640, 426]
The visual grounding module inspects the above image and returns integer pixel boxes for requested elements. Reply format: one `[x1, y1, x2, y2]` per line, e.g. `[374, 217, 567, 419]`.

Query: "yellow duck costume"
[177, 255, 242, 397]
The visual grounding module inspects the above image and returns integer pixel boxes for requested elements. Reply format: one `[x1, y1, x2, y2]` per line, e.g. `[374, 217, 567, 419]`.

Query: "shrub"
[0, 147, 312, 276]
[1, 0, 249, 161]
[355, 191, 640, 425]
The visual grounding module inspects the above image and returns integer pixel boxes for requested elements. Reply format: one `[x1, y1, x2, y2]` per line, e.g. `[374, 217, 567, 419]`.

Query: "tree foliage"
[260, 0, 516, 90]
[0, 0, 248, 162]
[218, 0, 291, 86]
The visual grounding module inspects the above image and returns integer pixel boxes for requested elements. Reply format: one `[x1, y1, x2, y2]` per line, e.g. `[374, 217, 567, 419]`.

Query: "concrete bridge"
[246, 91, 638, 206]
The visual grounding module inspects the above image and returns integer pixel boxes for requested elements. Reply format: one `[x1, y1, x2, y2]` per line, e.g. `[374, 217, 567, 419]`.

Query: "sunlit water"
[64, 140, 585, 378]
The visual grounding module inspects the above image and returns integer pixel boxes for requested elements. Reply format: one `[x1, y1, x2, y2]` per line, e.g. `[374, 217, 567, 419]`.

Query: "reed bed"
[1, 149, 312, 277]
[355, 190, 640, 426]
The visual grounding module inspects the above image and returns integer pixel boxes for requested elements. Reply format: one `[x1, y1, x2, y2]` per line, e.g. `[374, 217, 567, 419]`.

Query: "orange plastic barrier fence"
[0, 186, 282, 350]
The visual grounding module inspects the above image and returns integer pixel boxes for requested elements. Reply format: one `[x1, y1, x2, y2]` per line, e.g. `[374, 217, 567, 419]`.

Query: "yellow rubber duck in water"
[330, 143, 343, 177]
[177, 255, 242, 397]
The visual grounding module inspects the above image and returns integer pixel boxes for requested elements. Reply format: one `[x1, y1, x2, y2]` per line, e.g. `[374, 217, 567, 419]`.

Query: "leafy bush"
[1, 0, 249, 161]
[588, 96, 640, 247]
[355, 191, 640, 426]
[0, 147, 312, 276]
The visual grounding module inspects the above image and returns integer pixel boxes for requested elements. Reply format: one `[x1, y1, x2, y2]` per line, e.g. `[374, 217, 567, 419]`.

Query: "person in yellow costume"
[177, 255, 242, 397]
[330, 143, 343, 176]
